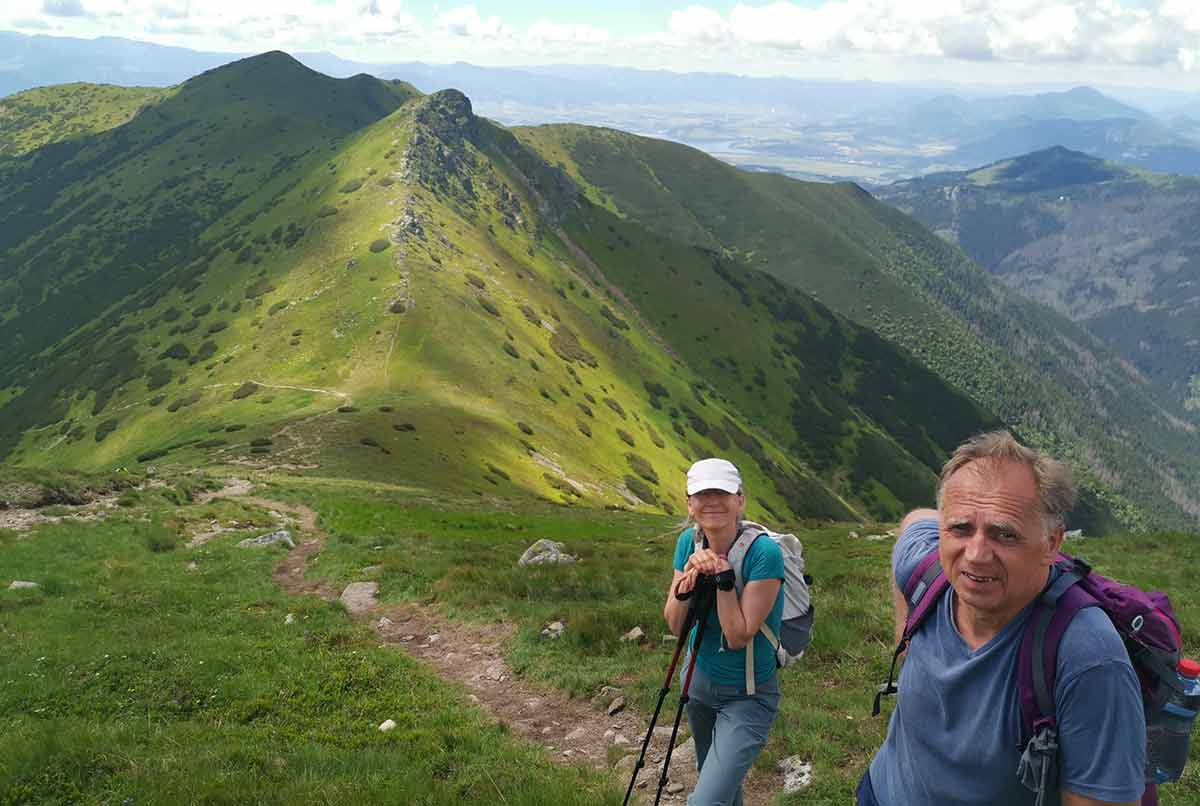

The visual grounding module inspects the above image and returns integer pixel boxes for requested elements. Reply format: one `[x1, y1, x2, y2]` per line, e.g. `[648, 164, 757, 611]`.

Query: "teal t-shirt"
[673, 525, 785, 688]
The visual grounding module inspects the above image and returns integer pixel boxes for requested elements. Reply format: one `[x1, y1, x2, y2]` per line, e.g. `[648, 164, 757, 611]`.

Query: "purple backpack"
[873, 549, 1183, 806]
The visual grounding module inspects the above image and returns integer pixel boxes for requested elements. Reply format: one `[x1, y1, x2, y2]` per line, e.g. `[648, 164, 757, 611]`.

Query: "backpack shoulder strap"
[728, 520, 767, 595]
[1017, 562, 1099, 740]
[902, 548, 950, 637]
[873, 547, 949, 717]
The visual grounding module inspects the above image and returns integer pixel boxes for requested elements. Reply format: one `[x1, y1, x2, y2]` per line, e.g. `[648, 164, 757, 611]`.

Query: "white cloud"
[434, 5, 507, 40]
[665, 0, 1200, 71]
[667, 6, 730, 45]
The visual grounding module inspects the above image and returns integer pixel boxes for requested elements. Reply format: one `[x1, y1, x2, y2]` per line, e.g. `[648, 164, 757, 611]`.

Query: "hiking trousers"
[682, 664, 780, 806]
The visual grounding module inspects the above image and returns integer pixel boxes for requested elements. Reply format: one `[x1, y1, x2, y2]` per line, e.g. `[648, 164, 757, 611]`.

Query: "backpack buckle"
[1070, 556, 1091, 577]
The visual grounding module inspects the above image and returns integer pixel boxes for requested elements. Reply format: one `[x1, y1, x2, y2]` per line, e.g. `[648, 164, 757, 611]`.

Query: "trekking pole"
[622, 586, 703, 806]
[653, 578, 717, 806]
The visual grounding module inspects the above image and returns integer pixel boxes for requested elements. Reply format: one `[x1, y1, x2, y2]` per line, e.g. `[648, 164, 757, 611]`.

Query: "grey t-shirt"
[868, 519, 1145, 804]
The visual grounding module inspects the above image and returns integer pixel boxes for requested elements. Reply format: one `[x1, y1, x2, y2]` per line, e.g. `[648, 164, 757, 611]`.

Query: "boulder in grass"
[8, 580, 39, 590]
[238, 530, 295, 549]
[379, 719, 396, 732]
[518, 539, 577, 567]
[341, 582, 379, 615]
[620, 626, 645, 644]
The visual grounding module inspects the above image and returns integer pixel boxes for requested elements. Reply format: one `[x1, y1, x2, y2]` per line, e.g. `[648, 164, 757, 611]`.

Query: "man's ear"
[1045, 525, 1065, 561]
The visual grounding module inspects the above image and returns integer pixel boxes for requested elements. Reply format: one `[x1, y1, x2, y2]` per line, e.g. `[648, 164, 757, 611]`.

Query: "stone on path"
[779, 755, 813, 794]
[7, 580, 39, 590]
[591, 685, 622, 708]
[379, 719, 396, 732]
[607, 696, 626, 716]
[340, 582, 379, 615]
[518, 539, 577, 567]
[377, 617, 393, 629]
[565, 727, 588, 742]
[238, 529, 295, 549]
[666, 782, 684, 794]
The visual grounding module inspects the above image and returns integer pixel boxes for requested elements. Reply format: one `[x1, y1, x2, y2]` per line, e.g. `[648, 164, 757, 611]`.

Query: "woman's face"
[687, 488, 744, 533]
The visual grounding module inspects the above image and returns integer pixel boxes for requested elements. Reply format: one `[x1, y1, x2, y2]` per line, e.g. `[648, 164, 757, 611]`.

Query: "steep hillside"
[0, 83, 165, 157]
[516, 126, 1200, 531]
[0, 53, 1013, 526]
[877, 147, 1200, 406]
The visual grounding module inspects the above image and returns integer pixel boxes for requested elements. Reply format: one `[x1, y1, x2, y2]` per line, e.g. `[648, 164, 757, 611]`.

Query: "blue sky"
[5, 1, 1200, 89]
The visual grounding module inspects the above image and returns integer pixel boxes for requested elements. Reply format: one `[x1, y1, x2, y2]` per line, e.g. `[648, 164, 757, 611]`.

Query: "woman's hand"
[673, 568, 699, 597]
[684, 548, 733, 577]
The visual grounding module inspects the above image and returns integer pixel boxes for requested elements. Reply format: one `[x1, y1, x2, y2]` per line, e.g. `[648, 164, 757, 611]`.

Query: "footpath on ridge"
[205, 479, 782, 804]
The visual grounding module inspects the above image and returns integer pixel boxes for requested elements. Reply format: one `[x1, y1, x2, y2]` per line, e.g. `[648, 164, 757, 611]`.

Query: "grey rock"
[607, 696, 626, 716]
[340, 582, 379, 614]
[565, 727, 588, 742]
[518, 539, 578, 567]
[779, 755, 813, 794]
[284, 613, 296, 625]
[379, 719, 397, 732]
[672, 738, 696, 768]
[666, 782, 684, 795]
[620, 626, 645, 643]
[592, 685, 622, 709]
[8, 580, 39, 590]
[238, 529, 295, 549]
[541, 620, 565, 639]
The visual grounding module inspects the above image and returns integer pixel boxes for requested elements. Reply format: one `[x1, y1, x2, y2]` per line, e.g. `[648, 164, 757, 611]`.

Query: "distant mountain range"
[2, 53, 1198, 532]
[876, 146, 1200, 409]
[4, 30, 1200, 184]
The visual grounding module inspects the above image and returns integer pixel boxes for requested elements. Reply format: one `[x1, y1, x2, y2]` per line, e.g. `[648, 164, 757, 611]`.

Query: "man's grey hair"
[935, 430, 1077, 536]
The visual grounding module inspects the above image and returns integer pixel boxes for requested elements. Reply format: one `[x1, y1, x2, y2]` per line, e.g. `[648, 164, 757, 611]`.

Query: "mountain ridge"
[0, 53, 1191, 532]
[0, 53, 1018, 529]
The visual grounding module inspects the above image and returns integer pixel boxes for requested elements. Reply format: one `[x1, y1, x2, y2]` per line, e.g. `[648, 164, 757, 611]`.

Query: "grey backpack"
[693, 520, 814, 694]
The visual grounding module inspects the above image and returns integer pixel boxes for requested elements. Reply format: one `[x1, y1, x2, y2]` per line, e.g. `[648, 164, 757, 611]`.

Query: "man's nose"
[963, 530, 992, 563]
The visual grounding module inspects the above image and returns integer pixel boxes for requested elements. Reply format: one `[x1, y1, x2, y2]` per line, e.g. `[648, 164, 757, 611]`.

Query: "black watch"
[715, 569, 735, 591]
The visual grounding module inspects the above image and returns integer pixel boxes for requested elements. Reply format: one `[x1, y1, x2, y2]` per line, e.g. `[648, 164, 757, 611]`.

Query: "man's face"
[938, 459, 1061, 626]
[687, 489, 744, 533]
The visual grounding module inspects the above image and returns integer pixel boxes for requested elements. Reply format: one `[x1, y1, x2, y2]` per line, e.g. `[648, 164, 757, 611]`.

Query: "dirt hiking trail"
[206, 480, 781, 805]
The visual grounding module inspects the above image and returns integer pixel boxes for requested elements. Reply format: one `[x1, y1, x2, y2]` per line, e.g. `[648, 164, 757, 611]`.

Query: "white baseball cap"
[686, 458, 743, 496]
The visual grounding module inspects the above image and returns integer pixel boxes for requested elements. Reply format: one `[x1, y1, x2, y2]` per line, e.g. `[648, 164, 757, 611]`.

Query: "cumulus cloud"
[435, 5, 507, 40]
[668, 6, 730, 45]
[667, 0, 1200, 71]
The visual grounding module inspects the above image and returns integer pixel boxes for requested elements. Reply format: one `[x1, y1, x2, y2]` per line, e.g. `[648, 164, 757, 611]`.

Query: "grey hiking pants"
[682, 664, 780, 806]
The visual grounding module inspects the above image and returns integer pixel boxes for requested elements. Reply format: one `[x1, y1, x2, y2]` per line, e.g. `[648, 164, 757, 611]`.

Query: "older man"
[860, 431, 1145, 806]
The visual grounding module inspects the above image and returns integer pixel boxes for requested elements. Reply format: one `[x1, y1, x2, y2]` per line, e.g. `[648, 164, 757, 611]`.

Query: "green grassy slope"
[0, 483, 625, 805]
[0, 83, 165, 158]
[516, 126, 1200, 532]
[6, 475, 1196, 803]
[0, 53, 1014, 525]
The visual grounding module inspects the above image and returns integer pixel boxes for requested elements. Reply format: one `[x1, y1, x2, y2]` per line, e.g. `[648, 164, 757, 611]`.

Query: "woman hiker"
[663, 457, 786, 806]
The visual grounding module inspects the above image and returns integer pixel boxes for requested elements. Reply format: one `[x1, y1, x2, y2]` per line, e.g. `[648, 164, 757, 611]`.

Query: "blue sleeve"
[673, 528, 695, 573]
[745, 535, 785, 582]
[892, 517, 939, 591]
[1055, 608, 1146, 802]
